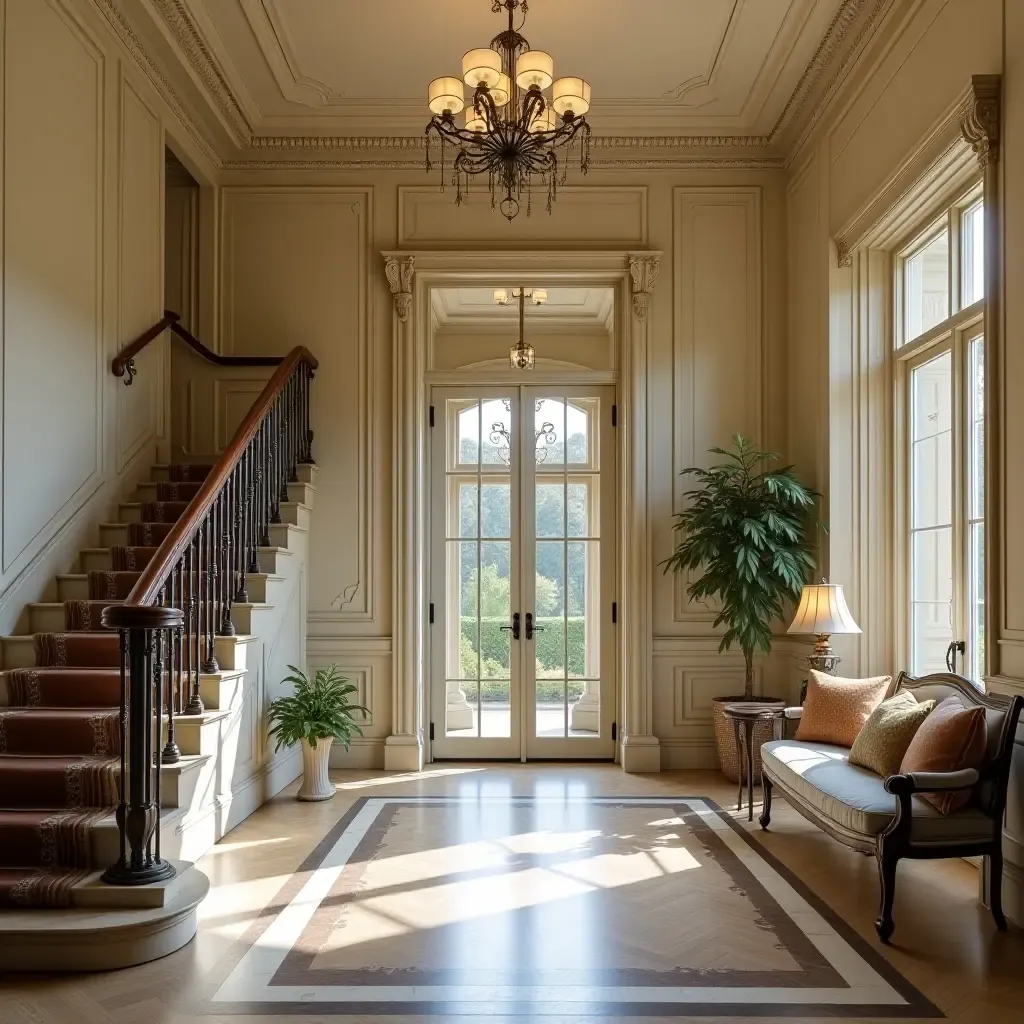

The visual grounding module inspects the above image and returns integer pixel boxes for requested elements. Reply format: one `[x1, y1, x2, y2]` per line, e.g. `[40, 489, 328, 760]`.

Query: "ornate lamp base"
[800, 634, 842, 701]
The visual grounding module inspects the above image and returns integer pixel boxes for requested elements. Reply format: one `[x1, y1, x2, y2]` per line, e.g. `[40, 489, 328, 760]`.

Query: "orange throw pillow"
[795, 670, 893, 747]
[899, 695, 988, 813]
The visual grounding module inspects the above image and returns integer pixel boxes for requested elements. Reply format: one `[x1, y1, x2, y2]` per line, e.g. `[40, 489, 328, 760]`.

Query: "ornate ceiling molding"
[769, 0, 890, 148]
[222, 155, 786, 171]
[110, 0, 894, 167]
[94, 0, 219, 163]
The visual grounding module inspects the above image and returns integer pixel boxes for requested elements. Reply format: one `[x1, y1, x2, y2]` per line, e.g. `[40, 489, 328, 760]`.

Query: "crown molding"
[94, 0, 220, 164]
[769, 0, 890, 150]
[148, 0, 253, 143]
[109, 0, 894, 168]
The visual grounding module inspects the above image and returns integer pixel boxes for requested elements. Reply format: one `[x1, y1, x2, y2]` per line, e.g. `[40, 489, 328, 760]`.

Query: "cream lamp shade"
[529, 105, 557, 133]
[552, 77, 591, 116]
[464, 108, 487, 133]
[787, 581, 861, 637]
[516, 50, 554, 90]
[490, 73, 511, 107]
[428, 77, 465, 116]
[462, 48, 502, 88]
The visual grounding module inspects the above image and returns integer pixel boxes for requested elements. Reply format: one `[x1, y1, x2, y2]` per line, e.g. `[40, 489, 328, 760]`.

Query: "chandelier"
[426, 1, 592, 221]
[496, 286, 546, 369]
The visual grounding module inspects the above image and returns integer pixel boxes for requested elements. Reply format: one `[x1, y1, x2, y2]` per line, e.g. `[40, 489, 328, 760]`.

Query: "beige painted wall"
[207, 165, 795, 769]
[0, 0, 218, 635]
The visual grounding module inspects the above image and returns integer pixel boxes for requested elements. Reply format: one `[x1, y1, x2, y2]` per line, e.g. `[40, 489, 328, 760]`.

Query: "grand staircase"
[0, 461, 311, 909]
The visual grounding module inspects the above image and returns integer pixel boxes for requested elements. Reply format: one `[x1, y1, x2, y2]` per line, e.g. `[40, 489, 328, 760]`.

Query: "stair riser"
[1, 636, 120, 670]
[229, 604, 276, 636]
[162, 713, 232, 757]
[91, 533, 289, 575]
[200, 671, 246, 712]
[280, 503, 310, 530]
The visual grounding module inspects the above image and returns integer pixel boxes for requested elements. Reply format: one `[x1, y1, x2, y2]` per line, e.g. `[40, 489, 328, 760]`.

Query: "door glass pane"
[445, 398, 512, 738]
[533, 397, 601, 738]
[968, 336, 985, 684]
[904, 229, 949, 342]
[962, 202, 985, 306]
[910, 352, 953, 675]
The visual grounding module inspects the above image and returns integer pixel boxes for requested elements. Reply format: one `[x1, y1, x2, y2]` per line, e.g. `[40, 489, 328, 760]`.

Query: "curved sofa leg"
[875, 844, 899, 944]
[758, 775, 773, 830]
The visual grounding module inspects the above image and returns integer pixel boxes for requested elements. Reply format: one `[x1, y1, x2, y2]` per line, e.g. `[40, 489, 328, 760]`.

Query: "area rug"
[206, 796, 942, 1017]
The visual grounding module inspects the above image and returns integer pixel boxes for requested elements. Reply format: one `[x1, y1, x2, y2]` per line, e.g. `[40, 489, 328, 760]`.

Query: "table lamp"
[787, 579, 861, 676]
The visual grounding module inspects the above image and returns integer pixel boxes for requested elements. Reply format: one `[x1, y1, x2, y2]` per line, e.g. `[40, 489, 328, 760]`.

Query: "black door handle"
[946, 639, 966, 673]
[525, 612, 545, 640]
[500, 612, 521, 640]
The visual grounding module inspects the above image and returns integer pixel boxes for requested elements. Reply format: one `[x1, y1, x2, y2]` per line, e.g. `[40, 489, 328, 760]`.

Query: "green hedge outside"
[461, 616, 586, 675]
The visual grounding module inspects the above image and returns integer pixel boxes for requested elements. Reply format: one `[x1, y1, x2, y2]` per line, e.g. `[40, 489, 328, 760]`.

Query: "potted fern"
[663, 436, 816, 781]
[267, 665, 368, 801]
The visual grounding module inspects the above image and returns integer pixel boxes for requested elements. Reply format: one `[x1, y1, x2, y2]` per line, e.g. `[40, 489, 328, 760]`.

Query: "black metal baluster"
[203, 515, 218, 672]
[185, 537, 204, 714]
[220, 478, 236, 636]
[237, 451, 251, 601]
[288, 374, 299, 483]
[260, 422, 272, 546]
[162, 575, 180, 764]
[152, 626, 164, 864]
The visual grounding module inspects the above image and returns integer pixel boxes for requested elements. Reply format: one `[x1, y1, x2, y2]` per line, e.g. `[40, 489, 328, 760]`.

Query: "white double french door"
[429, 385, 616, 760]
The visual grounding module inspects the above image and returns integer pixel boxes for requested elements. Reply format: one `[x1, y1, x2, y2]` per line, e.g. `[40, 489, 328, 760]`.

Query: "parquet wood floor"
[0, 765, 1021, 1022]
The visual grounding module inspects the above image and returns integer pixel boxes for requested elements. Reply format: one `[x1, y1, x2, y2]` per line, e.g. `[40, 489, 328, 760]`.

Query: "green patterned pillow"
[849, 691, 936, 778]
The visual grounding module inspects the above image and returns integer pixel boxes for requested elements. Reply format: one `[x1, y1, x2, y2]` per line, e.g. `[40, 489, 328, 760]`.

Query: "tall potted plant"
[663, 435, 817, 781]
[267, 665, 368, 801]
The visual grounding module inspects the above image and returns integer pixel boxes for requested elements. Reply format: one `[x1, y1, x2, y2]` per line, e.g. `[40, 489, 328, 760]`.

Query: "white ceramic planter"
[297, 736, 335, 801]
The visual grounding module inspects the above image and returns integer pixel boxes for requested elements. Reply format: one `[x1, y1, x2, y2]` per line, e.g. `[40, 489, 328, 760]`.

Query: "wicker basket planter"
[712, 696, 786, 784]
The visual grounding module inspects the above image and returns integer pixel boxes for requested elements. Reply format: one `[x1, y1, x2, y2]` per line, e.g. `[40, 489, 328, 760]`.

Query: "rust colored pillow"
[899, 695, 988, 813]
[795, 670, 893, 748]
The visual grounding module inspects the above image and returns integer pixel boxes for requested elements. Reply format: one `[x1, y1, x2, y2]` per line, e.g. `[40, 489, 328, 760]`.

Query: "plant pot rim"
[712, 695, 786, 705]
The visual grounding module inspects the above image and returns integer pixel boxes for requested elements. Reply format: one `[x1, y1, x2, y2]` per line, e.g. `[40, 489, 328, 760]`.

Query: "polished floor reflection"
[1, 765, 1022, 1023]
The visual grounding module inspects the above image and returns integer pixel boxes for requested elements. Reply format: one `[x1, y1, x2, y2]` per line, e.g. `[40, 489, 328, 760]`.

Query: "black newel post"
[101, 606, 182, 885]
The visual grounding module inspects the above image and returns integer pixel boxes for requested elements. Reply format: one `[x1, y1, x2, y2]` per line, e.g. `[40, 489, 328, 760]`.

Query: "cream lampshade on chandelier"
[426, 0, 592, 221]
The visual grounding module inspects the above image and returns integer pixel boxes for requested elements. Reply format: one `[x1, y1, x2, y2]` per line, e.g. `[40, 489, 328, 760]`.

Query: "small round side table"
[722, 703, 785, 821]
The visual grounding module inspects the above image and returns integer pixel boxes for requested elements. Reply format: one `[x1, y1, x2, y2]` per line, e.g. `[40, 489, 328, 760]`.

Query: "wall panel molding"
[398, 187, 648, 248]
[219, 188, 374, 622]
[2, 0, 106, 579]
[670, 186, 763, 623]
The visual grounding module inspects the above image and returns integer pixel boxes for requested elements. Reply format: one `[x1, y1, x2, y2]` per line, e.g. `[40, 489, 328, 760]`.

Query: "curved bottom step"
[0, 866, 209, 971]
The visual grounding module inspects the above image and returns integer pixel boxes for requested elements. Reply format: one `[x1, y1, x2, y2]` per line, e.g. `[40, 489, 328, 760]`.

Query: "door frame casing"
[383, 250, 662, 772]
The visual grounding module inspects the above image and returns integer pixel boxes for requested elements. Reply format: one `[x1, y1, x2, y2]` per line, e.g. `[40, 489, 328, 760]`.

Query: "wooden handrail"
[107, 345, 318, 616]
[111, 310, 284, 385]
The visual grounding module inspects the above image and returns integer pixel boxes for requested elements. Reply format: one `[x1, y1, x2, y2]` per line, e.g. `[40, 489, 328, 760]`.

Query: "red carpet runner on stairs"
[0, 465, 211, 908]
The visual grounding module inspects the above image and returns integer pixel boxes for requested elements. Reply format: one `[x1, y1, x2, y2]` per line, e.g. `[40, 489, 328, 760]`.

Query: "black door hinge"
[612, 601, 617, 624]
[429, 405, 435, 427]
[429, 722, 435, 741]
[429, 602, 434, 624]
[612, 722, 617, 741]
[611, 404, 618, 427]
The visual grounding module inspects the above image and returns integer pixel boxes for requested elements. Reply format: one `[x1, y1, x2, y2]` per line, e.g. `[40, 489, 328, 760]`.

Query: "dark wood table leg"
[732, 718, 743, 811]
[746, 720, 755, 822]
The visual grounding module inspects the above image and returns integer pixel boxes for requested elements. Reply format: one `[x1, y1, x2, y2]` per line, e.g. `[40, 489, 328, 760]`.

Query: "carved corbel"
[385, 255, 415, 322]
[629, 254, 661, 321]
[960, 75, 1000, 169]
[835, 238, 853, 269]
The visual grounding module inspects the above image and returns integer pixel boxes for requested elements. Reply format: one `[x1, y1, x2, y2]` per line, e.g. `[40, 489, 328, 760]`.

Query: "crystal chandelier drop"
[496, 286, 547, 369]
[426, 1, 592, 221]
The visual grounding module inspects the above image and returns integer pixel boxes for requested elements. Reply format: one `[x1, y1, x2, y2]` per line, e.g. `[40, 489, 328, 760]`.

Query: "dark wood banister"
[113, 345, 318, 612]
[111, 310, 283, 385]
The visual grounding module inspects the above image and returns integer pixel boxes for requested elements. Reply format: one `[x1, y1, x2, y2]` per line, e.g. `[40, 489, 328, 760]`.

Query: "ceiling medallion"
[495, 286, 547, 369]
[426, 0, 591, 221]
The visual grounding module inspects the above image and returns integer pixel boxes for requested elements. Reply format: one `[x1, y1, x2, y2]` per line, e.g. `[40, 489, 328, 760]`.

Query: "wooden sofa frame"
[758, 672, 1023, 943]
